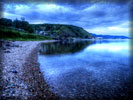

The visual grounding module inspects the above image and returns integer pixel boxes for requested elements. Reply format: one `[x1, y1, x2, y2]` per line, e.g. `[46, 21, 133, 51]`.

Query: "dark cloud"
[2, 0, 131, 35]
[2, 0, 131, 4]
[92, 11, 106, 17]
[3, 3, 129, 26]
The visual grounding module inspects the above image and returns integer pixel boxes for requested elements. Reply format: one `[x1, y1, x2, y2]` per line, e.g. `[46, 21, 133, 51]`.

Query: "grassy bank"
[0, 26, 51, 41]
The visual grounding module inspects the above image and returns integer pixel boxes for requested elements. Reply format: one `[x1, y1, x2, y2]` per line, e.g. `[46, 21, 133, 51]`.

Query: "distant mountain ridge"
[90, 33, 130, 39]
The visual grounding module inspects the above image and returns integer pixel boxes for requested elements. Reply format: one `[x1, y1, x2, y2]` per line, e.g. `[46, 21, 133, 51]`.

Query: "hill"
[0, 18, 94, 40]
[33, 24, 94, 39]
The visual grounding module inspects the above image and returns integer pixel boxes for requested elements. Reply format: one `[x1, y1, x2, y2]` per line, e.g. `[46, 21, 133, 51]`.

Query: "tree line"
[0, 18, 34, 33]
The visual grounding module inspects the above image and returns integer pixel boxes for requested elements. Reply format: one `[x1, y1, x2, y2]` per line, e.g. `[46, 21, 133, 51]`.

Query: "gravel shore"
[0, 40, 59, 100]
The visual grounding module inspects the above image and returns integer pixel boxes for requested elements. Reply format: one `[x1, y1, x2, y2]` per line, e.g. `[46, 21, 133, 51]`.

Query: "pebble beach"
[0, 40, 59, 100]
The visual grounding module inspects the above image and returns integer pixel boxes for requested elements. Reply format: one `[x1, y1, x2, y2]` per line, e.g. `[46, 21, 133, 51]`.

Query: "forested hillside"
[0, 18, 94, 40]
[33, 24, 94, 39]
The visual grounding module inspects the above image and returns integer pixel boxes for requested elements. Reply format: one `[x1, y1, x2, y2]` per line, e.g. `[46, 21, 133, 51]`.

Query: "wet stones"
[4, 50, 10, 53]
[12, 70, 18, 74]
[11, 69, 18, 74]
[1, 41, 20, 54]
[5, 43, 11, 47]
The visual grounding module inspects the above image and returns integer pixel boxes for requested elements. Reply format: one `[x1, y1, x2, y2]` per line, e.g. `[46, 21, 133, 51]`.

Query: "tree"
[0, 18, 12, 26]
[13, 19, 22, 28]
[27, 26, 34, 33]
[21, 17, 25, 21]
[0, 17, 35, 33]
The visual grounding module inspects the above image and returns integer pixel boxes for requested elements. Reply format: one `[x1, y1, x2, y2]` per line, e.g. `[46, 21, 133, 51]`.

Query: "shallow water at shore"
[38, 40, 131, 100]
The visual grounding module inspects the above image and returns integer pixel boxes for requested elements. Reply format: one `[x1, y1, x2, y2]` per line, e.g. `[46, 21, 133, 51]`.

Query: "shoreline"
[0, 40, 59, 100]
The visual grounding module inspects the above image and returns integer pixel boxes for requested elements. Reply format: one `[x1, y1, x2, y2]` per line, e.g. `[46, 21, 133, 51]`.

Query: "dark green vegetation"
[33, 24, 94, 39]
[0, 18, 34, 33]
[0, 18, 51, 41]
[0, 25, 51, 41]
[0, 18, 93, 41]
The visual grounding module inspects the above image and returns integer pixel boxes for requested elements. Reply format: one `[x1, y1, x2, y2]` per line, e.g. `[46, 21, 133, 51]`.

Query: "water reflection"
[38, 40, 130, 100]
[39, 40, 95, 55]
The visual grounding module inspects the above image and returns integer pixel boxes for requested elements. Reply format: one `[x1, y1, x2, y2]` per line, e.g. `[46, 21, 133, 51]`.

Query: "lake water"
[38, 40, 131, 100]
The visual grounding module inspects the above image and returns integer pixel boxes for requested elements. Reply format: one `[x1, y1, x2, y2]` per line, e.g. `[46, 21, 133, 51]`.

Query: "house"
[96, 37, 103, 39]
[36, 30, 49, 36]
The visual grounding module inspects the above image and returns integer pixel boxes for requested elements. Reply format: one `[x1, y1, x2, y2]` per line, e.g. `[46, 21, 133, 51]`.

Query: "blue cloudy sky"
[1, 0, 132, 36]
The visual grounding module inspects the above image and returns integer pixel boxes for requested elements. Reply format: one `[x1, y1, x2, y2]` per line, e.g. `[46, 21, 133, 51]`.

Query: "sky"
[1, 0, 132, 36]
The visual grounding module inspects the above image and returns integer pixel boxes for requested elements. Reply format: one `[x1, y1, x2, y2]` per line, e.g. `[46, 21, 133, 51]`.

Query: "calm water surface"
[38, 40, 131, 100]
